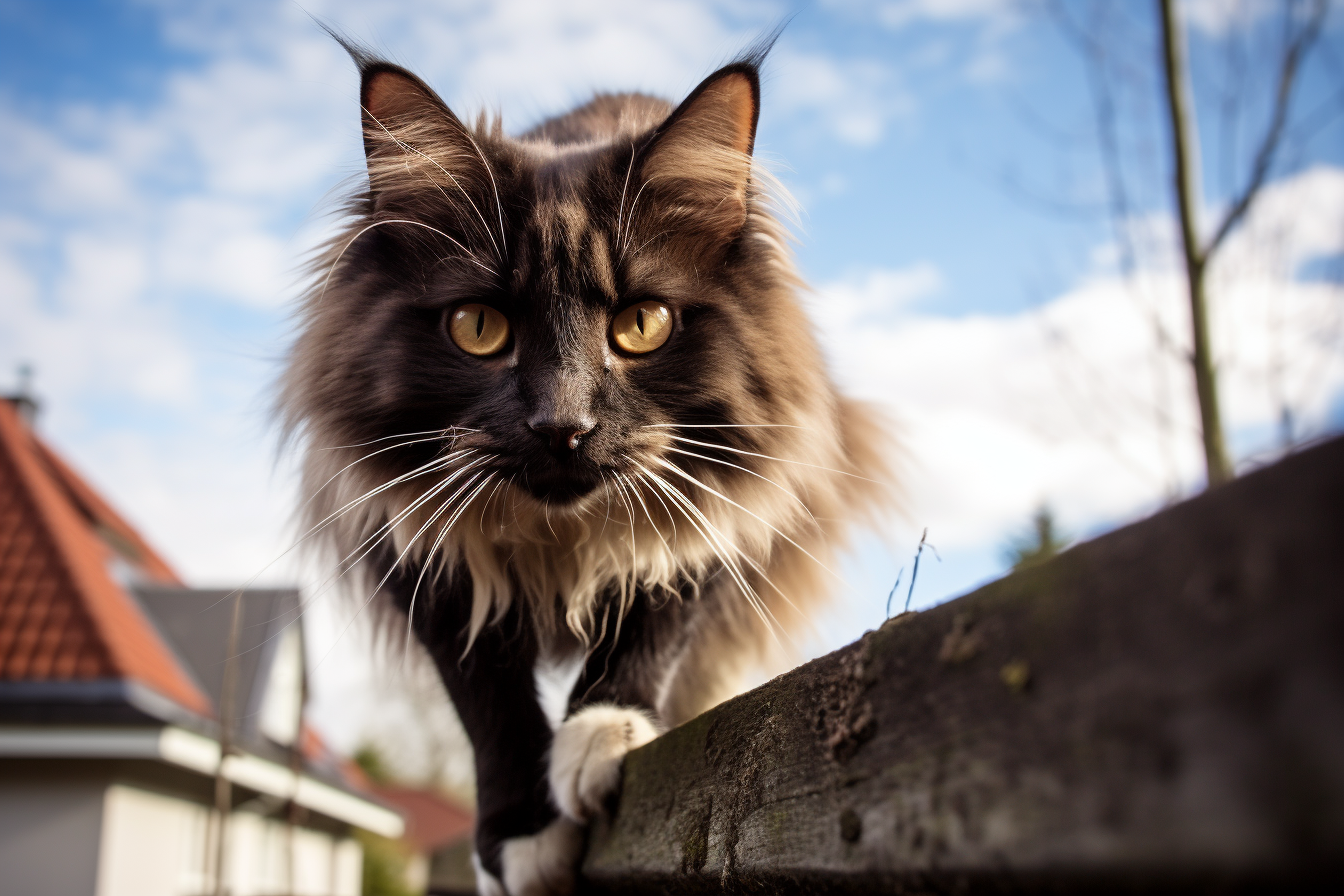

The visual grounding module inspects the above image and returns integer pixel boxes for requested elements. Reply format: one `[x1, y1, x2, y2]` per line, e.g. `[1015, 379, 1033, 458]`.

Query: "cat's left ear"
[359, 62, 465, 163]
[351, 56, 497, 221]
[636, 62, 761, 247]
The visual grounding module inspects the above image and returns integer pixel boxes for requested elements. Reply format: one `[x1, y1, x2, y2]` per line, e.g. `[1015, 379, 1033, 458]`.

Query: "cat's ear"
[359, 62, 465, 164]
[350, 59, 500, 245]
[636, 63, 761, 247]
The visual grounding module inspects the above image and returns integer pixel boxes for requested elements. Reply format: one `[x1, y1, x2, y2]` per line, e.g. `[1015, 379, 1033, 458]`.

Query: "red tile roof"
[371, 785, 474, 853]
[0, 400, 211, 715]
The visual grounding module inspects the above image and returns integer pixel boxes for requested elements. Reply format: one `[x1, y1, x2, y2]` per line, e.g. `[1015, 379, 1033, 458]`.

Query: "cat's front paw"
[473, 818, 583, 896]
[548, 704, 661, 822]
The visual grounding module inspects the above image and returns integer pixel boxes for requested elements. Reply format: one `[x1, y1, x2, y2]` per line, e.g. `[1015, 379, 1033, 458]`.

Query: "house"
[0, 393, 403, 895]
[361, 782, 475, 895]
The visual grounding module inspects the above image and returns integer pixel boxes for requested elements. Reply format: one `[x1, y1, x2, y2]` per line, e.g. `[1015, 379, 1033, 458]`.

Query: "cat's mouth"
[514, 461, 605, 505]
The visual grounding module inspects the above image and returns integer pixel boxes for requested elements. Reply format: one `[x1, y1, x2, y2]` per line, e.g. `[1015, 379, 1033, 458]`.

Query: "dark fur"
[281, 36, 892, 885]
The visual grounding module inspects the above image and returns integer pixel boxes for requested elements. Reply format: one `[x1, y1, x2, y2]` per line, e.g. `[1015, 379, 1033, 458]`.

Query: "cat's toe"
[474, 818, 583, 896]
[549, 704, 661, 822]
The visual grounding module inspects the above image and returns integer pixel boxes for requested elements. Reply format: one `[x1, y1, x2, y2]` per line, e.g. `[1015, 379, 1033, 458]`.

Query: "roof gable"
[0, 401, 210, 716]
[134, 586, 304, 748]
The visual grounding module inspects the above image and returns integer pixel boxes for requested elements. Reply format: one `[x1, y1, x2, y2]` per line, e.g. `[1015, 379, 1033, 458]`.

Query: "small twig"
[885, 568, 904, 619]
[905, 528, 941, 614]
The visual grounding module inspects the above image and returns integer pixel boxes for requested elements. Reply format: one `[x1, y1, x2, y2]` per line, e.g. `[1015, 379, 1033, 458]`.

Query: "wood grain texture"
[581, 436, 1344, 893]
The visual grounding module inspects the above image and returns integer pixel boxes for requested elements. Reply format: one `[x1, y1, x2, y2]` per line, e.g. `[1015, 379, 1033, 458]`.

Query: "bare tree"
[1156, 0, 1328, 486]
[1046, 0, 1334, 490]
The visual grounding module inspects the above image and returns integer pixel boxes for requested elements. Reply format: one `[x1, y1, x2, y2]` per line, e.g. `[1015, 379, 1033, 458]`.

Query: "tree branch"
[1206, 0, 1328, 257]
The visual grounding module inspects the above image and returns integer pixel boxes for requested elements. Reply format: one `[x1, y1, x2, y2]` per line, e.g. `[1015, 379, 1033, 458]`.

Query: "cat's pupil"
[636, 308, 645, 334]
[475, 309, 485, 339]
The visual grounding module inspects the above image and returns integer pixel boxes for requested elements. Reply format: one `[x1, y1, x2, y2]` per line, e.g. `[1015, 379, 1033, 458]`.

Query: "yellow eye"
[611, 301, 672, 354]
[449, 304, 509, 356]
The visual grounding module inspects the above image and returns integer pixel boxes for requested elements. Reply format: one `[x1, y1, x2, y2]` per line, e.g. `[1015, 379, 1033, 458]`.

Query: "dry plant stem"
[1158, 0, 1231, 487]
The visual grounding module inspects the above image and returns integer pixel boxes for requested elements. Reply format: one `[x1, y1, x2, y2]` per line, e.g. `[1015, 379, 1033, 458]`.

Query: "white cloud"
[877, 0, 1017, 29]
[772, 50, 911, 146]
[1182, 0, 1277, 37]
[813, 165, 1344, 551]
[4, 0, 1339, 756]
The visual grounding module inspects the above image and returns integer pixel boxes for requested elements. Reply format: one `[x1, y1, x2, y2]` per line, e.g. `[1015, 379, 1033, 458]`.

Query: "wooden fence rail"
[580, 436, 1344, 894]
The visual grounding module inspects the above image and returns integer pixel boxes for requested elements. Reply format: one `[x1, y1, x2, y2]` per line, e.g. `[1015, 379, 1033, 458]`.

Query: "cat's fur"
[281, 36, 892, 895]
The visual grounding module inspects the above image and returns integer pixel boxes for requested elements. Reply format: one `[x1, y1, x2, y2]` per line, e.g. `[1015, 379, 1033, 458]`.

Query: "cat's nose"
[528, 418, 595, 452]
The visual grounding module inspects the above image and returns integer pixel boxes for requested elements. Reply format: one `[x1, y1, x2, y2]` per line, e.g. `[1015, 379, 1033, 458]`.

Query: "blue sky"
[3, 0, 1342, 755]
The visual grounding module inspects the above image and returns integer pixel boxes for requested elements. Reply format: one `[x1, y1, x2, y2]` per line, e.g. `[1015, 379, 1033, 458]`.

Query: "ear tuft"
[637, 64, 761, 247]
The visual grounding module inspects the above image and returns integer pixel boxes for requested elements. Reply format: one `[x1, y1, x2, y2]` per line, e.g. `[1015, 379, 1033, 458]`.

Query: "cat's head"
[280, 43, 880, 640]
[285, 46, 834, 499]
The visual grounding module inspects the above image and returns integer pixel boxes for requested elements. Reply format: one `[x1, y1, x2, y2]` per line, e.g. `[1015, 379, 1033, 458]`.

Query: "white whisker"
[460, 126, 508, 258]
[630, 465, 677, 546]
[608, 473, 639, 581]
[305, 436, 467, 514]
[329, 456, 488, 583]
[667, 434, 880, 484]
[319, 426, 478, 451]
[320, 219, 494, 307]
[221, 450, 472, 610]
[614, 142, 635, 254]
[618, 471, 671, 555]
[304, 449, 473, 548]
[479, 476, 506, 536]
[364, 107, 502, 261]
[403, 472, 497, 657]
[311, 465, 489, 672]
[654, 457, 844, 586]
[641, 465, 809, 642]
[620, 179, 653, 258]
[663, 445, 821, 531]
[635, 463, 782, 643]
[642, 423, 809, 430]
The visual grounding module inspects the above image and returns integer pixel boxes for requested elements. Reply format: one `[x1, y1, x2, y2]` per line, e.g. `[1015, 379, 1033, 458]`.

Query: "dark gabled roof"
[133, 586, 303, 753]
[0, 399, 211, 716]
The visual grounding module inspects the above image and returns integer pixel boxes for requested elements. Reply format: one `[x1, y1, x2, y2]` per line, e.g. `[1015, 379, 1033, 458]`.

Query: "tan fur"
[285, 78, 895, 727]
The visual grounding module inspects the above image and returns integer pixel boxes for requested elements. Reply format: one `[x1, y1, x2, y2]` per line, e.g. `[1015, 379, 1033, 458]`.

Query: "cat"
[280, 33, 892, 896]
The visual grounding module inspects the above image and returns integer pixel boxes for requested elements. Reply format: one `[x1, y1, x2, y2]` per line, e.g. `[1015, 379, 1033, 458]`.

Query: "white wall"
[97, 784, 211, 896]
[97, 783, 362, 896]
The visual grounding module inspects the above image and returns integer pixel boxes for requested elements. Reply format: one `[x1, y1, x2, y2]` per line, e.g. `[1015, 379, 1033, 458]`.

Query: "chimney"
[4, 364, 40, 425]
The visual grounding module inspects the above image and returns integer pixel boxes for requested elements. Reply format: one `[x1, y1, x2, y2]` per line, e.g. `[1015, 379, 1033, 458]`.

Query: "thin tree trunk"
[1157, 0, 1233, 487]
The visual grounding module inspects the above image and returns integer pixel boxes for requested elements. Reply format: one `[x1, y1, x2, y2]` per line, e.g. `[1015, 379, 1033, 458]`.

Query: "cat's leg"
[551, 590, 700, 821]
[394, 569, 578, 895]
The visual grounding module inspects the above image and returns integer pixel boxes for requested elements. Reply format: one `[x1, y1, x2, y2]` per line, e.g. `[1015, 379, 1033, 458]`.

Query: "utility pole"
[212, 591, 244, 896]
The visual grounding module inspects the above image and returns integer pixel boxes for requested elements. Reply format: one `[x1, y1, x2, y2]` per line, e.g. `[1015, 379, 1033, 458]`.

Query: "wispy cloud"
[814, 165, 1344, 549]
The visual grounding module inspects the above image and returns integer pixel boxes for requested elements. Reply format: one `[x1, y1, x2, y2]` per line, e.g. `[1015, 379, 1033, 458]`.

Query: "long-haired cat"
[281, 34, 892, 896]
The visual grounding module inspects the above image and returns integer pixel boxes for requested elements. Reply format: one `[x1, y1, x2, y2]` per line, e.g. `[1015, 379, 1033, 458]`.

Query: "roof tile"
[0, 401, 210, 715]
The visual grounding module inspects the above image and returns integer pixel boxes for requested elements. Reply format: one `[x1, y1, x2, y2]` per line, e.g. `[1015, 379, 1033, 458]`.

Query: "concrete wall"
[0, 764, 106, 896]
[582, 437, 1344, 893]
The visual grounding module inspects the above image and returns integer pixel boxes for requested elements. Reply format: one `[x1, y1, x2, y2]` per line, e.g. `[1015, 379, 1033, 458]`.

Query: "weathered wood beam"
[582, 437, 1344, 893]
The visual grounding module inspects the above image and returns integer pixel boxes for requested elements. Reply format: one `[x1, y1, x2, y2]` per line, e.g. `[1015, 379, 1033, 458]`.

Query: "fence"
[580, 436, 1344, 893]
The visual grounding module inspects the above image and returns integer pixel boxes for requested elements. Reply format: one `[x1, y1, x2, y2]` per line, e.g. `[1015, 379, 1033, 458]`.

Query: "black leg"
[566, 581, 703, 717]
[387, 564, 555, 879]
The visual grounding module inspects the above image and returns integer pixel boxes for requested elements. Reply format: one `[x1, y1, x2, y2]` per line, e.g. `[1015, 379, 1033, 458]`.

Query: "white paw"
[548, 704, 661, 822]
[473, 818, 583, 896]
